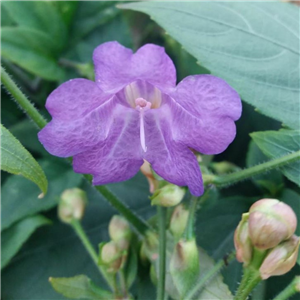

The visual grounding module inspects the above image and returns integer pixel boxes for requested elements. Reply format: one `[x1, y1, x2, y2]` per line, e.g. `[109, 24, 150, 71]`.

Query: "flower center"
[135, 97, 151, 152]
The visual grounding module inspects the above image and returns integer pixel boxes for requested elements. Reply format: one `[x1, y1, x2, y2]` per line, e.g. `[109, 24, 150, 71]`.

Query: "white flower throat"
[135, 98, 151, 152]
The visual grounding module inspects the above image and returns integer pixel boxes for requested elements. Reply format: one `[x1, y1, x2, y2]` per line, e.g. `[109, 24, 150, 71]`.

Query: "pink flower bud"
[234, 213, 253, 265]
[248, 199, 297, 250]
[58, 188, 87, 223]
[100, 241, 122, 273]
[109, 215, 132, 250]
[140, 160, 159, 193]
[259, 235, 300, 279]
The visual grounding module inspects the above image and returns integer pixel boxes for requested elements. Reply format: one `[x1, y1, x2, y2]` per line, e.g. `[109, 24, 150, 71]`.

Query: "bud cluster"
[99, 215, 132, 273]
[234, 198, 299, 279]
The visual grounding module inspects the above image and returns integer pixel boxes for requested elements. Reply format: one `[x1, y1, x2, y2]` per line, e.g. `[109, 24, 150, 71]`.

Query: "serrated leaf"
[2, 215, 51, 269]
[2, 158, 82, 230]
[251, 130, 300, 186]
[1, 124, 48, 195]
[49, 275, 113, 299]
[120, 2, 300, 129]
[1, 27, 65, 81]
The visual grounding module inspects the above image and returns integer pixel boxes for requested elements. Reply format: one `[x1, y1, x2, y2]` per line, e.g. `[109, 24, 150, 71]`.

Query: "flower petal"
[93, 41, 176, 93]
[45, 79, 110, 121]
[73, 108, 144, 184]
[144, 109, 203, 196]
[38, 98, 120, 157]
[170, 75, 242, 155]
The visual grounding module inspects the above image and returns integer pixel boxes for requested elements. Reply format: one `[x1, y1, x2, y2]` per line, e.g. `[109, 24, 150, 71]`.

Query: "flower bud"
[58, 188, 87, 223]
[140, 160, 159, 193]
[109, 215, 132, 250]
[169, 204, 189, 240]
[170, 238, 200, 296]
[211, 161, 240, 174]
[234, 213, 253, 265]
[248, 199, 297, 250]
[259, 235, 300, 279]
[150, 184, 185, 207]
[100, 241, 123, 273]
[141, 231, 159, 262]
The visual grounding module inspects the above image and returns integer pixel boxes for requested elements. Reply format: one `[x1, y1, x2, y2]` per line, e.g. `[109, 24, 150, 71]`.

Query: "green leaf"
[1, 124, 48, 195]
[120, 2, 300, 129]
[195, 249, 233, 300]
[50, 2, 79, 28]
[2, 159, 82, 230]
[251, 130, 300, 186]
[246, 140, 284, 195]
[2, 215, 51, 269]
[1, 27, 65, 81]
[1, 174, 152, 299]
[2, 1, 67, 49]
[49, 275, 113, 299]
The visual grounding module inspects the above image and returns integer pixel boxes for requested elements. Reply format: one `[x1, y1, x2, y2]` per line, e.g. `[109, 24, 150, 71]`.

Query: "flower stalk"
[183, 196, 198, 240]
[70, 219, 115, 290]
[157, 206, 167, 300]
[273, 276, 300, 300]
[204, 151, 300, 188]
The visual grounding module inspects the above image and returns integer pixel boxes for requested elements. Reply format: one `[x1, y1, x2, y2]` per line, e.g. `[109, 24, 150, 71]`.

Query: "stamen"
[135, 98, 151, 152]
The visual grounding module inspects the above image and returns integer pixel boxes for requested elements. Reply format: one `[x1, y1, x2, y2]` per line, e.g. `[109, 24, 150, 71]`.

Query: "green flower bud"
[58, 188, 87, 223]
[170, 238, 200, 296]
[150, 184, 185, 207]
[169, 204, 189, 240]
[109, 215, 132, 250]
[234, 213, 253, 266]
[259, 235, 300, 279]
[248, 199, 297, 250]
[211, 161, 240, 174]
[141, 231, 159, 262]
[100, 241, 123, 273]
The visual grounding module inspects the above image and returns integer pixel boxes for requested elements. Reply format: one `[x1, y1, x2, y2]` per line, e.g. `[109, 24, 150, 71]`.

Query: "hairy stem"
[1, 67, 47, 129]
[273, 276, 300, 300]
[92, 181, 151, 236]
[186, 251, 236, 299]
[157, 206, 167, 300]
[204, 151, 300, 188]
[183, 196, 198, 240]
[71, 219, 114, 290]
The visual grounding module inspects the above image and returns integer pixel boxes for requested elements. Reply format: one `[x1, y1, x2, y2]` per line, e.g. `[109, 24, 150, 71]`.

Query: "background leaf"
[2, 215, 51, 269]
[2, 159, 81, 230]
[1, 124, 48, 195]
[251, 130, 300, 186]
[120, 1, 300, 129]
[49, 275, 113, 299]
[1, 174, 153, 299]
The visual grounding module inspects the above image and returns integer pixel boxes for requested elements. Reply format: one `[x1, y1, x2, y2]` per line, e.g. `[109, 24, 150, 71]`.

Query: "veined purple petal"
[73, 107, 144, 184]
[170, 75, 242, 155]
[39, 97, 121, 157]
[143, 109, 203, 196]
[45, 79, 110, 121]
[93, 41, 176, 93]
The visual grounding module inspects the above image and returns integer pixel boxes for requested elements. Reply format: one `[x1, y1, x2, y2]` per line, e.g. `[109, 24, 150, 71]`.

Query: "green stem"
[183, 196, 198, 240]
[1, 66, 47, 129]
[204, 151, 300, 188]
[92, 182, 151, 236]
[157, 206, 167, 300]
[186, 251, 236, 299]
[234, 248, 265, 300]
[273, 276, 300, 300]
[70, 219, 114, 290]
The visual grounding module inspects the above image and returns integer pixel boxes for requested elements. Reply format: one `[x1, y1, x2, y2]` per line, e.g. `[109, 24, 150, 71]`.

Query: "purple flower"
[38, 42, 241, 196]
